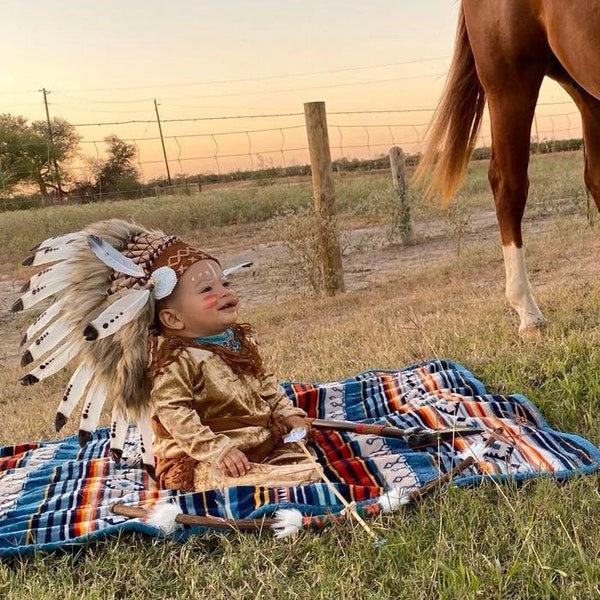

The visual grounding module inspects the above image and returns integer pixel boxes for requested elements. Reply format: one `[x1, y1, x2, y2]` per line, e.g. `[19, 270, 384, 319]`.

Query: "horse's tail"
[414, 6, 486, 205]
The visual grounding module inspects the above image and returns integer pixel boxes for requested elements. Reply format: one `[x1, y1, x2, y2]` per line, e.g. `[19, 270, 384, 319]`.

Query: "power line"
[52, 71, 448, 105]
[52, 93, 153, 105]
[51, 56, 451, 94]
[0, 89, 39, 96]
[160, 73, 447, 101]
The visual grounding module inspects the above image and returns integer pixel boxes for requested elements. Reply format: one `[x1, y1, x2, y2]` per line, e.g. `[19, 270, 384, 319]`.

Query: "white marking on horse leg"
[502, 244, 546, 333]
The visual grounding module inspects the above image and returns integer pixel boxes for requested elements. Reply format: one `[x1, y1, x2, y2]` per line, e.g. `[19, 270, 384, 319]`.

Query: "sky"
[2, 0, 579, 181]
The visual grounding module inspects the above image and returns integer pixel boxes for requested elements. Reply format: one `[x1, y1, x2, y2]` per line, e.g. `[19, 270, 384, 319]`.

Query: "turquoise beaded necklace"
[193, 327, 241, 352]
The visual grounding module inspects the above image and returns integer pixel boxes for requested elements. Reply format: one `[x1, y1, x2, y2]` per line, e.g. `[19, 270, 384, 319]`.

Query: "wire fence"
[73, 104, 583, 178]
[0, 95, 584, 208]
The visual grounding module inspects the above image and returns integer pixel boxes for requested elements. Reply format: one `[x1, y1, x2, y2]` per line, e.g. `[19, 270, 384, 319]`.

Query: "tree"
[94, 135, 140, 195]
[0, 114, 80, 199]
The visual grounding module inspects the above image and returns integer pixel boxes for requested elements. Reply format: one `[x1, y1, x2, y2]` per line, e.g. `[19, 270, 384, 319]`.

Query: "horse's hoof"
[519, 326, 543, 341]
[518, 319, 547, 340]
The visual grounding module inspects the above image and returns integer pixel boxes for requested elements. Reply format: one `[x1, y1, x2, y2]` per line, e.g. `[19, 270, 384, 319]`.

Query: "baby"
[148, 246, 320, 491]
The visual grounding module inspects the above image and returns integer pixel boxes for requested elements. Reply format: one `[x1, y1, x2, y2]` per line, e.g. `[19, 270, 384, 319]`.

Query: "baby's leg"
[157, 455, 198, 492]
[261, 441, 317, 466]
[193, 457, 320, 491]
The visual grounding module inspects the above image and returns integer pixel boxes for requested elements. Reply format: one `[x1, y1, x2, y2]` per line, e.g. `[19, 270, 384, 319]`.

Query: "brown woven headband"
[109, 232, 218, 295]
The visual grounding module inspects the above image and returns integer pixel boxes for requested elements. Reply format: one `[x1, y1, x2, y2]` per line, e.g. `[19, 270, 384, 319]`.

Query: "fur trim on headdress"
[12, 219, 221, 476]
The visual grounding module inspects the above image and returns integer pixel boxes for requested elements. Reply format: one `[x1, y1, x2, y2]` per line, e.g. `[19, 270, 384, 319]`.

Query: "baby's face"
[171, 259, 239, 337]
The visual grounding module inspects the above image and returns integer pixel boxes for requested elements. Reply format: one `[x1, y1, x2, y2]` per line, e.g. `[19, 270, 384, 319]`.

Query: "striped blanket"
[1, 359, 599, 557]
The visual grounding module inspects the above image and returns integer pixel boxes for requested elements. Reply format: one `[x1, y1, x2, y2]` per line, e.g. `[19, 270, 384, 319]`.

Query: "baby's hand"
[217, 447, 250, 477]
[282, 415, 312, 435]
[268, 414, 312, 440]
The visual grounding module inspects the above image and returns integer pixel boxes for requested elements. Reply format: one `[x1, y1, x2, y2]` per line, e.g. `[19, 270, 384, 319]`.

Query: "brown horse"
[416, 0, 600, 335]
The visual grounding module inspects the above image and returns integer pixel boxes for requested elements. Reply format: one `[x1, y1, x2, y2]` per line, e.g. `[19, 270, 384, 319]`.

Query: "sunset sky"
[3, 0, 579, 181]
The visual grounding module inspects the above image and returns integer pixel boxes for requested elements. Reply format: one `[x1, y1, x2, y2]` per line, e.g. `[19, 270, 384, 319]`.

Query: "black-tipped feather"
[10, 299, 24, 313]
[55, 412, 68, 432]
[20, 350, 33, 367]
[83, 325, 99, 341]
[144, 464, 157, 481]
[111, 448, 123, 463]
[20, 374, 39, 386]
[78, 430, 92, 446]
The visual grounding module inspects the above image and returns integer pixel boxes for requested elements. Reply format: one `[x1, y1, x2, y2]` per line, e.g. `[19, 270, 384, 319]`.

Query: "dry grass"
[2, 150, 600, 598]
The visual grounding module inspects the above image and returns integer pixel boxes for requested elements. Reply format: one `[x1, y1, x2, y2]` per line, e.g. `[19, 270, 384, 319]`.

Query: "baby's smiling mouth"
[218, 299, 238, 311]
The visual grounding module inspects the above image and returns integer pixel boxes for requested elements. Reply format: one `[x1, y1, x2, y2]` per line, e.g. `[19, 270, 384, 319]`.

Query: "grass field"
[2, 151, 600, 599]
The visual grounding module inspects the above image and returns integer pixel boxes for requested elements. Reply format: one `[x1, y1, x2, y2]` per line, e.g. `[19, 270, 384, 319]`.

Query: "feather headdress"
[11, 219, 243, 478]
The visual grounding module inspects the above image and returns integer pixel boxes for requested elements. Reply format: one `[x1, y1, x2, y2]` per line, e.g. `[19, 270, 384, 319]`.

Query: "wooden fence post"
[304, 101, 345, 295]
[389, 146, 414, 245]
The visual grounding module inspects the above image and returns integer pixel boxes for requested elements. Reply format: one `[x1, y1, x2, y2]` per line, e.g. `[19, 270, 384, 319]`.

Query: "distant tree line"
[0, 113, 141, 210]
[0, 110, 585, 212]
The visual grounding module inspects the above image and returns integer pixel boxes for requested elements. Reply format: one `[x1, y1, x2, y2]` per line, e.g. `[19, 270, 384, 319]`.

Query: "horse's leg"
[462, 1, 550, 334]
[486, 88, 547, 335]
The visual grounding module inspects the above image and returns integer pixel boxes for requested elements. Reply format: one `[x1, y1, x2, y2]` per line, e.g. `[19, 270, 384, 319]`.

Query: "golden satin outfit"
[151, 344, 319, 491]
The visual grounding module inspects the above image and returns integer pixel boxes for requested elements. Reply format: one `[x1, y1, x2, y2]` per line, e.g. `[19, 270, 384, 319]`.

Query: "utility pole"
[154, 99, 172, 186]
[40, 88, 63, 198]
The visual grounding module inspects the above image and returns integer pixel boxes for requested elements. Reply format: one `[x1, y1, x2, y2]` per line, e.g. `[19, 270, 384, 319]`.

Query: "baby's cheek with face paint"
[201, 294, 218, 309]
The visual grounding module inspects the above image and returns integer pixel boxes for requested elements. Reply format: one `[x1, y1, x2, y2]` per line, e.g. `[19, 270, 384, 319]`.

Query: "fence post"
[304, 101, 345, 295]
[389, 146, 414, 245]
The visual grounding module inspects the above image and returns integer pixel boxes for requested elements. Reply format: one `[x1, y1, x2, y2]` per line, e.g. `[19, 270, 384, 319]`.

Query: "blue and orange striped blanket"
[1, 359, 599, 557]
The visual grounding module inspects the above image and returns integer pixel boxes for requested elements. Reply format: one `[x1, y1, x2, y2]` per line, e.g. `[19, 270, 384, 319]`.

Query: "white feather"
[26, 240, 82, 267]
[20, 340, 80, 385]
[55, 363, 94, 431]
[84, 289, 151, 341]
[22, 315, 74, 365]
[146, 502, 183, 534]
[21, 300, 63, 344]
[223, 261, 253, 277]
[87, 234, 146, 278]
[35, 231, 84, 251]
[377, 489, 406, 513]
[457, 440, 489, 462]
[283, 427, 307, 444]
[136, 411, 156, 476]
[271, 508, 303, 538]
[78, 381, 107, 440]
[21, 261, 74, 294]
[109, 407, 129, 463]
[15, 275, 72, 312]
